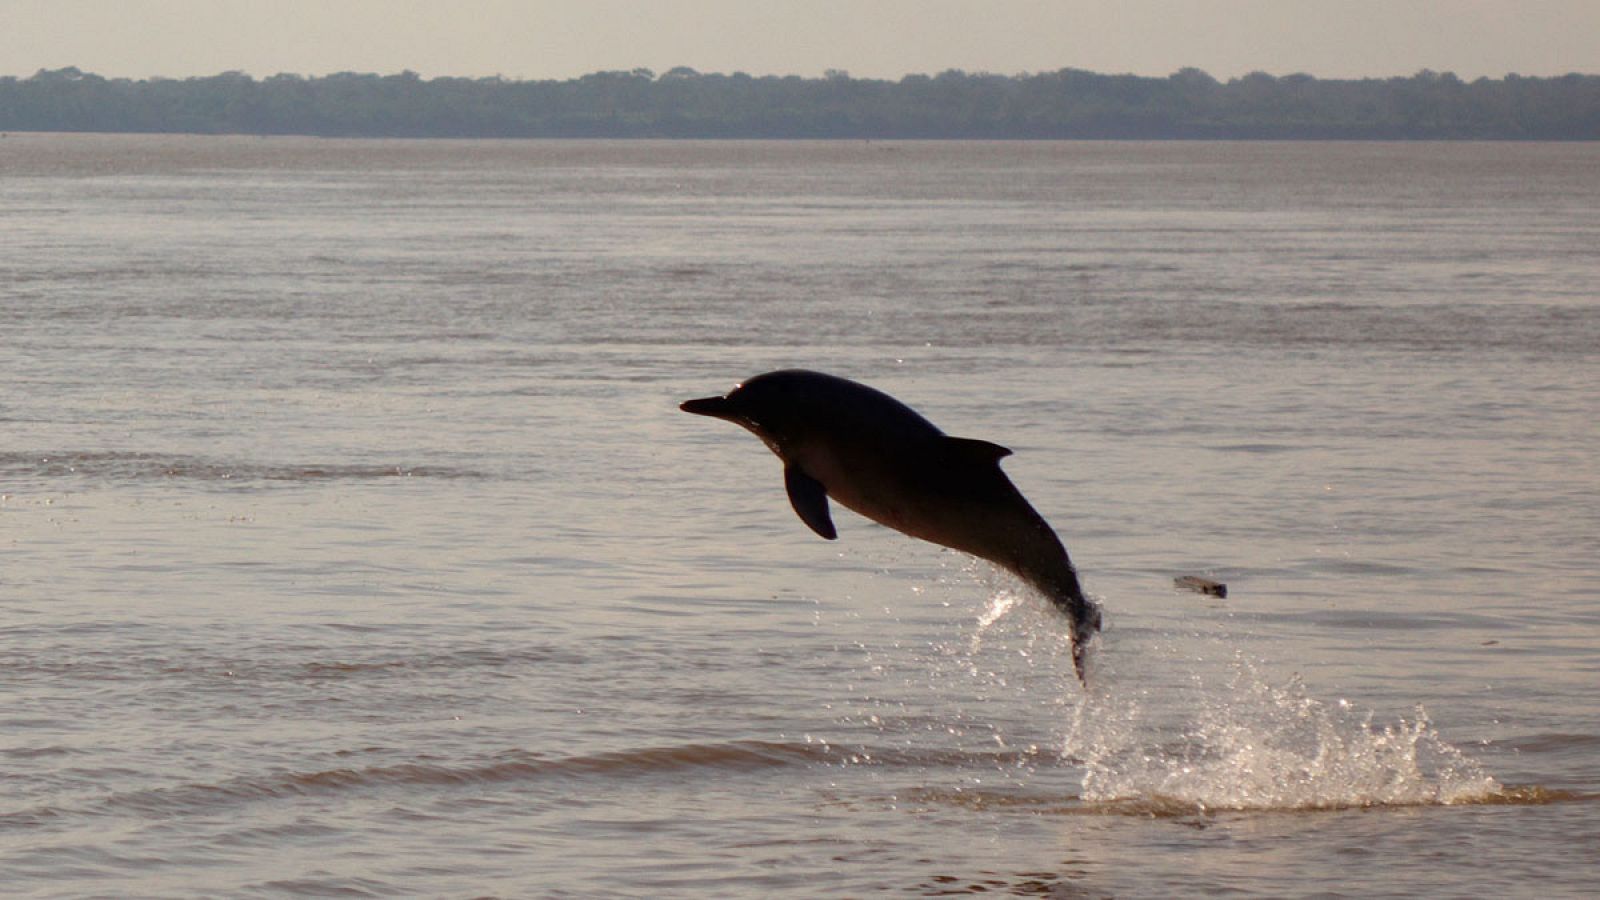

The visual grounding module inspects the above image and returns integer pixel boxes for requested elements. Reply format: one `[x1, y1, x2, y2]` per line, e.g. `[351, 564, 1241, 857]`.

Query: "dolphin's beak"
[680, 396, 738, 420]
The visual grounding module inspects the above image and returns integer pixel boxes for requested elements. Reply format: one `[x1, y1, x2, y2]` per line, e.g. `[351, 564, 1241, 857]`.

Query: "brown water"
[2, 135, 1598, 897]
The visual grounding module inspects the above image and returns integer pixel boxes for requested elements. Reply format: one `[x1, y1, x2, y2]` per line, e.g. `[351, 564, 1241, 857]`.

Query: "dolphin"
[681, 369, 1100, 679]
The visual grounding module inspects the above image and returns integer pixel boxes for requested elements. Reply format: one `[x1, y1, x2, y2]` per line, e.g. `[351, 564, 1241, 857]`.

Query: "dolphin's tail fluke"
[1069, 595, 1101, 683]
[1025, 565, 1100, 683]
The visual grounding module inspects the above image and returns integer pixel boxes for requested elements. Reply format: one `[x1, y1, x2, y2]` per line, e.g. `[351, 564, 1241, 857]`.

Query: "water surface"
[2, 136, 1598, 897]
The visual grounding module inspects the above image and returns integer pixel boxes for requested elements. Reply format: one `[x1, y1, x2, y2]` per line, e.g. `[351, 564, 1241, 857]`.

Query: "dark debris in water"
[1173, 575, 1228, 598]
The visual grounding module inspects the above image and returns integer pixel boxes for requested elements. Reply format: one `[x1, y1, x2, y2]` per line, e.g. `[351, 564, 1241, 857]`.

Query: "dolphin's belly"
[793, 436, 1026, 563]
[792, 438, 905, 513]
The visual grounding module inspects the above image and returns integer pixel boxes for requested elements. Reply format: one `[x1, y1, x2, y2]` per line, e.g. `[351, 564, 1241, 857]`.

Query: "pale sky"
[5, 0, 1598, 82]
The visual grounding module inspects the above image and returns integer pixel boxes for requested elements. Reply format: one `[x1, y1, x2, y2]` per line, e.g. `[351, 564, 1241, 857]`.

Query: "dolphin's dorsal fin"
[942, 436, 1013, 464]
[784, 464, 838, 540]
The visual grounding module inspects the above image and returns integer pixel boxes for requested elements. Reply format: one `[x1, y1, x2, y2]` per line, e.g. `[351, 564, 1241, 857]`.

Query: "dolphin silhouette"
[681, 369, 1101, 679]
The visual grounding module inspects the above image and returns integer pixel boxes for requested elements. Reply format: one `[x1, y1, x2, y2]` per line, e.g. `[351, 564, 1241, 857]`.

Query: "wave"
[1500, 732, 1600, 754]
[900, 783, 1575, 818]
[0, 451, 485, 486]
[0, 729, 1579, 832]
[100, 740, 1072, 813]
[0, 741, 831, 825]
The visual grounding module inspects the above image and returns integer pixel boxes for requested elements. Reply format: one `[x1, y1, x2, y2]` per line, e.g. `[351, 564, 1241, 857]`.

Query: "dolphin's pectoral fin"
[784, 464, 838, 540]
[942, 436, 1013, 463]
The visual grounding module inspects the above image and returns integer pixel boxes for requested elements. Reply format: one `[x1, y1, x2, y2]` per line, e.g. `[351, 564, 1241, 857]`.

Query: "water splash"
[1065, 653, 1503, 812]
[860, 573, 1505, 814]
[969, 588, 1023, 652]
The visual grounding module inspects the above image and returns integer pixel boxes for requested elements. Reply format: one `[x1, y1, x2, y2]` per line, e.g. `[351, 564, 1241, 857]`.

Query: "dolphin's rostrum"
[681, 369, 1101, 680]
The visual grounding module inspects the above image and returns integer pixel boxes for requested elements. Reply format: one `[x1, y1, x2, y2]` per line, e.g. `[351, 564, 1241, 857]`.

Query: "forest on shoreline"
[3, 65, 1598, 139]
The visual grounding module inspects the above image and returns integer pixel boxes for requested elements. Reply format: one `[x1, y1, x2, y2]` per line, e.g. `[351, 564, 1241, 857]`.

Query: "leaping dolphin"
[680, 369, 1101, 680]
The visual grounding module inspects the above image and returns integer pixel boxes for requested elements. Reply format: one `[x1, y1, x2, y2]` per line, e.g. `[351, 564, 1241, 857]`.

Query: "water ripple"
[0, 451, 486, 486]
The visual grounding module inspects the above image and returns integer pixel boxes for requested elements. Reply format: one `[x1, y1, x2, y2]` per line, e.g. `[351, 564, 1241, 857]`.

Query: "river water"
[2, 135, 1597, 897]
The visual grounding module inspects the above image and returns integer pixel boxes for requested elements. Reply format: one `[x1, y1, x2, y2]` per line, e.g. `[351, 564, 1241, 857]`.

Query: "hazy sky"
[6, 0, 1599, 81]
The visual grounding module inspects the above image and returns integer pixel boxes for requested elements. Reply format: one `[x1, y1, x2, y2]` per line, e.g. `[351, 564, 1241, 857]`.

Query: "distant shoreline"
[5, 66, 1598, 140]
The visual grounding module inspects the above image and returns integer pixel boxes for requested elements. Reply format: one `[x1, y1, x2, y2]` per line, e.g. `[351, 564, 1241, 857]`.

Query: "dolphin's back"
[757, 370, 946, 446]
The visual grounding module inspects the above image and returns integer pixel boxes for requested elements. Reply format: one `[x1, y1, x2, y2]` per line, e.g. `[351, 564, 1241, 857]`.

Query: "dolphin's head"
[680, 370, 833, 452]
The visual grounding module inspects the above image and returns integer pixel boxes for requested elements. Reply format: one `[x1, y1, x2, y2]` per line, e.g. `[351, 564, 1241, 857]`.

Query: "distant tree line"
[3, 65, 1598, 139]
